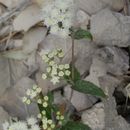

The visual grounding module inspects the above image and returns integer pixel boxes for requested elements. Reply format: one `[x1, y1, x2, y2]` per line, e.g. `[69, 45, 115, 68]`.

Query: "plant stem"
[72, 37, 75, 80]
[69, 37, 75, 101]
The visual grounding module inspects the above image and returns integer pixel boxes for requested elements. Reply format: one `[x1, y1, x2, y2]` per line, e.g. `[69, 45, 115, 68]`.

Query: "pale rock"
[0, 77, 39, 119]
[82, 103, 105, 130]
[36, 72, 48, 94]
[76, 10, 90, 27]
[76, 0, 106, 15]
[64, 86, 97, 111]
[13, 4, 42, 31]
[23, 27, 47, 54]
[0, 57, 30, 97]
[99, 76, 130, 130]
[94, 47, 129, 75]
[86, 58, 107, 86]
[54, 91, 64, 105]
[0, 107, 10, 130]
[91, 8, 130, 47]
[101, 0, 124, 11]
[0, 58, 11, 97]
[76, 0, 124, 15]
[13, 40, 23, 48]
[0, 0, 27, 8]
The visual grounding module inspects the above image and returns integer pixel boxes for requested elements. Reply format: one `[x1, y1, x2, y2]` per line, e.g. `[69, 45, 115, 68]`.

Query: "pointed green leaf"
[73, 29, 93, 40]
[61, 121, 91, 130]
[70, 65, 81, 82]
[73, 80, 106, 98]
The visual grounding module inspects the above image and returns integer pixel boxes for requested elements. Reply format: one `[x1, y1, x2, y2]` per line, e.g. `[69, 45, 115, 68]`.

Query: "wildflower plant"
[3, 0, 106, 130]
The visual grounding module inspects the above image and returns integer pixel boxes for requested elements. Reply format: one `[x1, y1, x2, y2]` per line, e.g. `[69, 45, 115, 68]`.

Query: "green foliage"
[70, 65, 81, 82]
[73, 80, 106, 98]
[61, 121, 91, 130]
[73, 28, 93, 40]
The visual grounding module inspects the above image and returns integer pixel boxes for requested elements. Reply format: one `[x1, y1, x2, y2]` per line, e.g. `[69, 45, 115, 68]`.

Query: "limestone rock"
[76, 0, 124, 15]
[13, 4, 42, 31]
[94, 47, 129, 75]
[91, 8, 130, 47]
[76, 10, 90, 27]
[82, 103, 105, 130]
[99, 76, 130, 130]
[64, 86, 97, 111]
[0, 0, 27, 8]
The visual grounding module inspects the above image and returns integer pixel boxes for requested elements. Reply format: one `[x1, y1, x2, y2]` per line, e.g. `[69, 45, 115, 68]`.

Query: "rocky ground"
[0, 0, 130, 130]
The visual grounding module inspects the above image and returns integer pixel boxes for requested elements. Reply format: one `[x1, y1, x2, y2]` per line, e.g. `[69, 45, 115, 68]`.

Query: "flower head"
[41, 0, 74, 38]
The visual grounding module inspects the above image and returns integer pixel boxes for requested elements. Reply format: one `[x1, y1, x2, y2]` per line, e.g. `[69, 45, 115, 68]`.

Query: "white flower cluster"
[41, 0, 74, 38]
[3, 117, 40, 130]
[40, 49, 71, 85]
[37, 110, 55, 130]
[22, 85, 42, 105]
[56, 111, 65, 125]
[37, 95, 49, 108]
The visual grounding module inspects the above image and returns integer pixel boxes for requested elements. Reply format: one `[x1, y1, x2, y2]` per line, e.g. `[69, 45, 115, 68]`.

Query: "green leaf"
[70, 65, 81, 82]
[73, 80, 106, 98]
[47, 91, 54, 104]
[73, 29, 93, 40]
[61, 121, 91, 130]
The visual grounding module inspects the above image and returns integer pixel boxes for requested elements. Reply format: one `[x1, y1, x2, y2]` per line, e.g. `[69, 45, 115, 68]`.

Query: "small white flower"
[42, 73, 47, 79]
[46, 67, 52, 73]
[58, 71, 64, 77]
[43, 102, 48, 108]
[50, 76, 60, 85]
[3, 122, 9, 130]
[59, 65, 64, 70]
[30, 92, 37, 99]
[44, 96, 49, 101]
[37, 114, 42, 119]
[64, 64, 70, 69]
[36, 87, 42, 93]
[26, 99, 31, 105]
[51, 68, 57, 76]
[49, 61, 55, 66]
[33, 85, 38, 90]
[47, 120, 53, 125]
[37, 99, 42, 104]
[48, 52, 54, 58]
[51, 124, 55, 129]
[58, 52, 64, 58]
[27, 117, 37, 126]
[42, 110, 46, 115]
[65, 70, 71, 76]
[60, 115, 64, 120]
[22, 97, 27, 103]
[26, 89, 31, 96]
[50, 25, 60, 35]
[42, 124, 48, 130]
